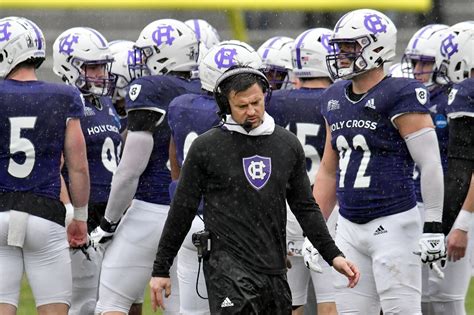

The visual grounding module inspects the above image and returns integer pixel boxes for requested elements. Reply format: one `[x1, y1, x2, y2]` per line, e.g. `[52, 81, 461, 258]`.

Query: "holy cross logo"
[440, 34, 458, 60]
[59, 34, 79, 55]
[214, 48, 237, 69]
[364, 14, 387, 34]
[320, 33, 338, 54]
[243, 155, 272, 190]
[0, 21, 12, 42]
[152, 25, 175, 46]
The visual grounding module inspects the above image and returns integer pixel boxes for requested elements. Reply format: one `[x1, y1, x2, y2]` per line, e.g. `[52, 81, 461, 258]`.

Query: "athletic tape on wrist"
[452, 209, 472, 232]
[73, 205, 88, 222]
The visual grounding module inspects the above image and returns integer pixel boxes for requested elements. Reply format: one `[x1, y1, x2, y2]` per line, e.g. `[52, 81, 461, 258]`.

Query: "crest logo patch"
[242, 155, 272, 190]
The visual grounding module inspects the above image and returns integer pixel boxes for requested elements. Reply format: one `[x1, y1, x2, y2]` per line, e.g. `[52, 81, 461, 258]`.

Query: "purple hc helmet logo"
[152, 25, 175, 46]
[214, 48, 237, 69]
[440, 34, 458, 60]
[364, 14, 387, 34]
[243, 155, 272, 190]
[320, 33, 339, 54]
[59, 34, 79, 55]
[0, 22, 12, 42]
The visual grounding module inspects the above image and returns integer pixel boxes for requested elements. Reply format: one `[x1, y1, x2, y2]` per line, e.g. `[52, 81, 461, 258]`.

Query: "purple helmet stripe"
[86, 27, 107, 47]
[193, 19, 201, 41]
[295, 30, 312, 69]
[262, 37, 281, 60]
[412, 25, 434, 50]
[25, 20, 42, 50]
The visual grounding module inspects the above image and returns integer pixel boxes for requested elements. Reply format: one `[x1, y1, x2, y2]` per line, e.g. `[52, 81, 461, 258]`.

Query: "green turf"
[17, 276, 474, 314]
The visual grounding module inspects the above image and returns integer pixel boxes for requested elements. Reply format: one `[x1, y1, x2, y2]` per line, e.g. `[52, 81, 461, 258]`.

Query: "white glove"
[302, 237, 322, 273]
[90, 217, 119, 248]
[418, 233, 447, 266]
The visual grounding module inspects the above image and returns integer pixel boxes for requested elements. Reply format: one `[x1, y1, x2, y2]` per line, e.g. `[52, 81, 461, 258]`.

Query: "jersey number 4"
[8, 117, 37, 178]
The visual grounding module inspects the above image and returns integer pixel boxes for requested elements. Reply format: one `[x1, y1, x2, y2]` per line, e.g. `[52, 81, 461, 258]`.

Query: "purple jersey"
[320, 77, 430, 223]
[267, 88, 326, 184]
[81, 97, 123, 203]
[126, 76, 201, 205]
[446, 78, 474, 116]
[0, 80, 83, 200]
[414, 87, 449, 202]
[168, 93, 220, 167]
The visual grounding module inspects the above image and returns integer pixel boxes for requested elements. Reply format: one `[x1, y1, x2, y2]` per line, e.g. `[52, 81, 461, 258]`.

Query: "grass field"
[15, 276, 474, 314]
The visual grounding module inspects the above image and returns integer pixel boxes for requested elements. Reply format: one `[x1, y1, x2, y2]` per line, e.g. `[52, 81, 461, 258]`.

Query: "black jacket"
[153, 125, 342, 276]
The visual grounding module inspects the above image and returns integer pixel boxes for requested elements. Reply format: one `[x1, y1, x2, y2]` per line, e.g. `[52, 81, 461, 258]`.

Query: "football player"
[90, 19, 202, 315]
[0, 17, 89, 315]
[315, 9, 446, 314]
[168, 39, 261, 314]
[265, 27, 338, 315]
[433, 24, 474, 314]
[185, 18, 221, 65]
[53, 26, 123, 315]
[257, 36, 294, 90]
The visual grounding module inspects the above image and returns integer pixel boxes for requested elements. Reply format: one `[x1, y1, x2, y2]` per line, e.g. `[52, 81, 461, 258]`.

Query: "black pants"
[203, 250, 292, 315]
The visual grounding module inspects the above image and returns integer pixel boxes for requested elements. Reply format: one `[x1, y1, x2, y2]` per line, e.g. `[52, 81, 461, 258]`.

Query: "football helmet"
[292, 28, 334, 79]
[131, 19, 199, 78]
[0, 16, 46, 78]
[450, 21, 474, 33]
[436, 27, 474, 84]
[257, 36, 293, 89]
[326, 9, 397, 80]
[402, 24, 449, 87]
[53, 27, 115, 96]
[109, 40, 136, 102]
[199, 40, 262, 92]
[185, 19, 220, 63]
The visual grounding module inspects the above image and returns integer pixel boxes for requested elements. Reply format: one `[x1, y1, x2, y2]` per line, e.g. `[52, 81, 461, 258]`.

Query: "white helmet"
[257, 36, 293, 89]
[0, 16, 46, 78]
[53, 27, 115, 96]
[132, 19, 199, 78]
[185, 19, 220, 50]
[199, 40, 262, 92]
[292, 28, 334, 79]
[402, 24, 449, 86]
[436, 27, 474, 84]
[327, 9, 397, 80]
[109, 40, 135, 102]
[450, 21, 474, 33]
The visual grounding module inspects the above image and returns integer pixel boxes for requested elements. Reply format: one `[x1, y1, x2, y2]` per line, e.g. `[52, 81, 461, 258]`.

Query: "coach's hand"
[332, 256, 360, 288]
[149, 277, 171, 312]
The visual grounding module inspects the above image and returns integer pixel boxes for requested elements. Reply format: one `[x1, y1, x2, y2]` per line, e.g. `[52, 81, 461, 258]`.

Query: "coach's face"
[228, 83, 265, 129]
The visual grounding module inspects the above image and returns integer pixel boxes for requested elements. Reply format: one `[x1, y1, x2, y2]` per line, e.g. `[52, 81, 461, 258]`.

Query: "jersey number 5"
[8, 117, 37, 178]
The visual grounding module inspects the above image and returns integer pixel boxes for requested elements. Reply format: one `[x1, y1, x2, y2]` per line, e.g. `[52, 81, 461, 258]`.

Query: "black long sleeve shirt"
[153, 125, 342, 277]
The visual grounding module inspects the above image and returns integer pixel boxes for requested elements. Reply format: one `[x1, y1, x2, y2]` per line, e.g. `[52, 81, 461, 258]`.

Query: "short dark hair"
[219, 72, 266, 99]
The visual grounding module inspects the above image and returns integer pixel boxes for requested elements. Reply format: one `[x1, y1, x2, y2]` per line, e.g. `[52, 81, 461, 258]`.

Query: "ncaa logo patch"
[448, 88, 458, 105]
[415, 87, 428, 105]
[242, 155, 271, 190]
[128, 84, 142, 101]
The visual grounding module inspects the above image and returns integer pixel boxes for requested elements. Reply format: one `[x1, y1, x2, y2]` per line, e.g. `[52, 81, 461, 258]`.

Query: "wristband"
[73, 205, 88, 222]
[452, 209, 472, 232]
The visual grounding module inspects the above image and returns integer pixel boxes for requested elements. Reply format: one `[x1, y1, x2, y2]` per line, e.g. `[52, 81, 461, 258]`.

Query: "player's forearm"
[313, 170, 337, 220]
[104, 131, 154, 223]
[64, 118, 90, 208]
[405, 128, 444, 223]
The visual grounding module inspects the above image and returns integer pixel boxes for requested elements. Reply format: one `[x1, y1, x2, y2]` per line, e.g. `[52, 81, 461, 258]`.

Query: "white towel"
[7, 210, 29, 248]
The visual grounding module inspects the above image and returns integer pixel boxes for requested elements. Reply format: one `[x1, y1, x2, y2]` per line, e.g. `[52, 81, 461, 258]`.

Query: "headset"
[213, 67, 272, 118]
